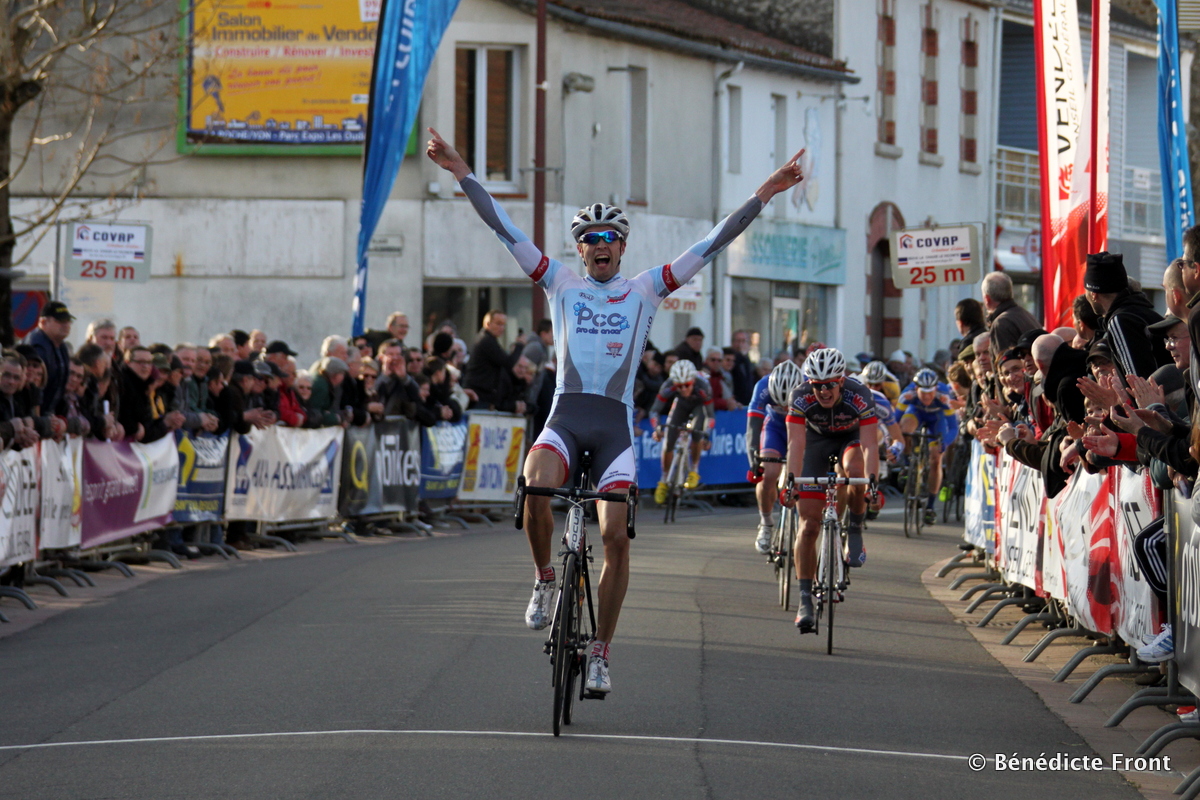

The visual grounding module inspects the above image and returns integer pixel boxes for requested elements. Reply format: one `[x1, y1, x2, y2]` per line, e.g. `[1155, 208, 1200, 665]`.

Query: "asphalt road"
[0, 505, 1145, 799]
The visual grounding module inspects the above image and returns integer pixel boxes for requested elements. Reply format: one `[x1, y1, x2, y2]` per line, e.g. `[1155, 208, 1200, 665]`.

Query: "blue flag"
[1156, 0, 1193, 260]
[353, 0, 461, 336]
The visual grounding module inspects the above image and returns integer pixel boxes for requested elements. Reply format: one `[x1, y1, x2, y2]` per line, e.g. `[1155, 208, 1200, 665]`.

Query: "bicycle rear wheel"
[552, 553, 579, 736]
[914, 450, 927, 537]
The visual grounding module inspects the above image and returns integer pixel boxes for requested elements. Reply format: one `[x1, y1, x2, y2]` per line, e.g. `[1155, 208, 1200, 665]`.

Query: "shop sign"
[724, 220, 846, 285]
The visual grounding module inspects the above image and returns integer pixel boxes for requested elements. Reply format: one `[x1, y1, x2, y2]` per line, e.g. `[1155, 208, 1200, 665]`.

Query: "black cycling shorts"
[799, 429, 861, 499]
[530, 393, 637, 493]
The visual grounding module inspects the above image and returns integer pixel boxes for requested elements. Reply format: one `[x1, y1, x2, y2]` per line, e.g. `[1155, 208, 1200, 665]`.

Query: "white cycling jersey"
[461, 174, 764, 408]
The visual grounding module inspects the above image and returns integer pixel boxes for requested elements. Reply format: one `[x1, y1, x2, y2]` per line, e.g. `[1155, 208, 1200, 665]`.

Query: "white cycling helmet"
[768, 360, 802, 407]
[914, 367, 940, 389]
[860, 360, 893, 384]
[802, 348, 846, 382]
[669, 359, 697, 384]
[571, 203, 630, 241]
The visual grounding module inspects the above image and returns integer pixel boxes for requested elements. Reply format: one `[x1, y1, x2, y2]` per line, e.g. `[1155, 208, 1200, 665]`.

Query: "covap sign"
[889, 224, 981, 289]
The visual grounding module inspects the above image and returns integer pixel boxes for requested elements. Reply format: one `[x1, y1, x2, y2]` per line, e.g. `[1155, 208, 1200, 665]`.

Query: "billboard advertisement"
[185, 0, 376, 146]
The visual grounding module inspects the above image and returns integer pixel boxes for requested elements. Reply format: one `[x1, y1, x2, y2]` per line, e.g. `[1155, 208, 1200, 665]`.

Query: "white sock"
[760, 512, 774, 527]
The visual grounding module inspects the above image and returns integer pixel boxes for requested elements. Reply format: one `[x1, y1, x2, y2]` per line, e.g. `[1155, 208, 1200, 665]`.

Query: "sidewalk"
[923, 556, 1200, 800]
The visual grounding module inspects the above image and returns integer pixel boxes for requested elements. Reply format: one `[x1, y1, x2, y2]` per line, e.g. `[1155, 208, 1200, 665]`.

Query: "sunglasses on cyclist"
[810, 380, 839, 392]
[579, 231, 623, 245]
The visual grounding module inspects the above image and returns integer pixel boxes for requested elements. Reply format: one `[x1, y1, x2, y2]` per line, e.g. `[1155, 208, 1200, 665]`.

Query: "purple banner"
[79, 437, 178, 549]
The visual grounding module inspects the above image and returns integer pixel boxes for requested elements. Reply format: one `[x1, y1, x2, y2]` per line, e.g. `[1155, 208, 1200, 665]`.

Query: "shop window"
[455, 46, 520, 189]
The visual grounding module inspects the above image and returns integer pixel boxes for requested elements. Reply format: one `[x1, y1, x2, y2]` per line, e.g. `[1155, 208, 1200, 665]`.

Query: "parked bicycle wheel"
[553, 553, 579, 736]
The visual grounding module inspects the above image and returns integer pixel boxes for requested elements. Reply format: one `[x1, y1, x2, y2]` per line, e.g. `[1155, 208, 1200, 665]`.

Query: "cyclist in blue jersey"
[745, 359, 803, 553]
[779, 348, 878, 633]
[858, 362, 905, 519]
[427, 128, 806, 694]
[899, 367, 958, 525]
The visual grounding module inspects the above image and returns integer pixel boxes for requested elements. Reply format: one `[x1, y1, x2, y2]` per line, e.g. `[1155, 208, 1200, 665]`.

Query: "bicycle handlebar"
[514, 476, 639, 539]
[794, 476, 872, 486]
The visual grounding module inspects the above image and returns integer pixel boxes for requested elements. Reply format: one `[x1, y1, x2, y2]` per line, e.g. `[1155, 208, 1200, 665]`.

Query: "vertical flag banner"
[1034, 0, 1086, 329]
[353, 0, 461, 335]
[1156, 0, 1194, 259]
[1083, 0, 1109, 256]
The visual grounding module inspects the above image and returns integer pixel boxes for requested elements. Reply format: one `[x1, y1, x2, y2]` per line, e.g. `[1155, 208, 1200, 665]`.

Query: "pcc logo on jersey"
[572, 301, 630, 335]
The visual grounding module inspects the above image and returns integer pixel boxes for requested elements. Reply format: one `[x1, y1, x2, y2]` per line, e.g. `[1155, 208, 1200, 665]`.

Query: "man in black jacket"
[1085, 251, 1170, 379]
[463, 310, 522, 409]
[373, 339, 435, 425]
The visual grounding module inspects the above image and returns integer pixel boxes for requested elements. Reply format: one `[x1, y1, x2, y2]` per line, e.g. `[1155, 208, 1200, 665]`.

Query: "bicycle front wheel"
[779, 510, 795, 610]
[552, 553, 579, 736]
[823, 519, 838, 654]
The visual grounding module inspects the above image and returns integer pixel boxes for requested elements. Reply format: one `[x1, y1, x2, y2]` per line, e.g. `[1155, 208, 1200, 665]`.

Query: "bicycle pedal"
[797, 621, 816, 634]
[583, 690, 607, 700]
[543, 640, 553, 654]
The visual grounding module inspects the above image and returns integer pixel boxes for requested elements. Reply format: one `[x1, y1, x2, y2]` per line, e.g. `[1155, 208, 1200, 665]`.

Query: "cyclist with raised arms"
[898, 367, 959, 525]
[780, 348, 878, 633]
[426, 128, 806, 695]
[745, 359, 803, 553]
[650, 359, 714, 503]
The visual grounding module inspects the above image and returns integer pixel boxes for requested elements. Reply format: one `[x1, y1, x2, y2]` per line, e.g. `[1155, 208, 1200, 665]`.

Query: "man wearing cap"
[26, 300, 73, 414]
[673, 327, 705, 370]
[1085, 251, 1170, 379]
[263, 340, 298, 371]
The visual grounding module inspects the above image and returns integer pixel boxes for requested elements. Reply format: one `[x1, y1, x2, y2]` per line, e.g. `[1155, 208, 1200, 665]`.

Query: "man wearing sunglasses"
[780, 348, 878, 633]
[427, 127, 806, 695]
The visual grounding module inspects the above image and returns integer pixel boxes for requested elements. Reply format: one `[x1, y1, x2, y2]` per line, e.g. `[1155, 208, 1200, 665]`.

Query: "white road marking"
[0, 728, 967, 761]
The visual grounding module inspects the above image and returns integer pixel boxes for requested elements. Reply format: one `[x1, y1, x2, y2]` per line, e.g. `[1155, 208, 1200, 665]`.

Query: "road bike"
[514, 455, 638, 737]
[753, 454, 794, 609]
[789, 465, 874, 655]
[941, 439, 968, 523]
[659, 418, 703, 523]
[902, 429, 935, 538]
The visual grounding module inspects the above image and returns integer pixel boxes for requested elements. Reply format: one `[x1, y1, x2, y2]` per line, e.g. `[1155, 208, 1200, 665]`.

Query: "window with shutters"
[455, 46, 521, 190]
[876, 0, 897, 146]
[960, 15, 978, 164]
[920, 3, 939, 156]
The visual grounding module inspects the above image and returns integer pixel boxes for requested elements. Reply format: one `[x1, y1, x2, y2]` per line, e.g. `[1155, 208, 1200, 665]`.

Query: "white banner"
[1113, 468, 1160, 646]
[997, 453, 1042, 589]
[225, 426, 344, 522]
[458, 412, 526, 503]
[0, 448, 38, 567]
[40, 438, 82, 550]
[1057, 468, 1116, 634]
[1042, 485, 1067, 601]
[134, 435, 180, 524]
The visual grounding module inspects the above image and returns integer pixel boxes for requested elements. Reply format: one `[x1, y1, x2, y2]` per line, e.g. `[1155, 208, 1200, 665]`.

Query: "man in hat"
[25, 300, 73, 414]
[262, 340, 298, 371]
[673, 327, 705, 370]
[1085, 251, 1170, 379]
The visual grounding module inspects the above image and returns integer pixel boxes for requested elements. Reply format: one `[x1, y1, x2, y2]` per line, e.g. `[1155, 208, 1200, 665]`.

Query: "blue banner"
[174, 431, 229, 523]
[421, 419, 468, 499]
[1156, 0, 1194, 260]
[353, 0, 461, 335]
[633, 410, 750, 487]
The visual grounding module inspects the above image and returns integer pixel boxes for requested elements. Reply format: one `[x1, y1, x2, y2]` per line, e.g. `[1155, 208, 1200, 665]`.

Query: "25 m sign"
[888, 224, 981, 289]
[63, 222, 152, 284]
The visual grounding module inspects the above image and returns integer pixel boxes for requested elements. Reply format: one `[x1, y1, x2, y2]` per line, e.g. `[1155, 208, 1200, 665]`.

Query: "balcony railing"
[995, 146, 1040, 229]
[995, 146, 1164, 241]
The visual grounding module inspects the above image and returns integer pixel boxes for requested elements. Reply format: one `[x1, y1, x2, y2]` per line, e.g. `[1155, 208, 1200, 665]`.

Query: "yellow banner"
[186, 0, 377, 145]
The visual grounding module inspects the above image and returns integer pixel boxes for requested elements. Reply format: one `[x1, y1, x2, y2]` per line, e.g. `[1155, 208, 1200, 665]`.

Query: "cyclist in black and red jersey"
[780, 348, 878, 633]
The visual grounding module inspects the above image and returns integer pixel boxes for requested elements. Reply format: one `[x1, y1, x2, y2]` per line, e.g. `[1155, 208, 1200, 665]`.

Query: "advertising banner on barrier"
[421, 420, 467, 499]
[341, 419, 420, 516]
[633, 410, 751, 487]
[40, 438, 81, 550]
[1042, 487, 1067, 601]
[0, 448, 38, 567]
[1056, 467, 1116, 635]
[225, 426, 343, 522]
[458, 412, 525, 503]
[997, 453, 1043, 590]
[1173, 490, 1200, 698]
[963, 440, 996, 554]
[174, 431, 229, 523]
[79, 437, 179, 549]
[1114, 468, 1160, 646]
